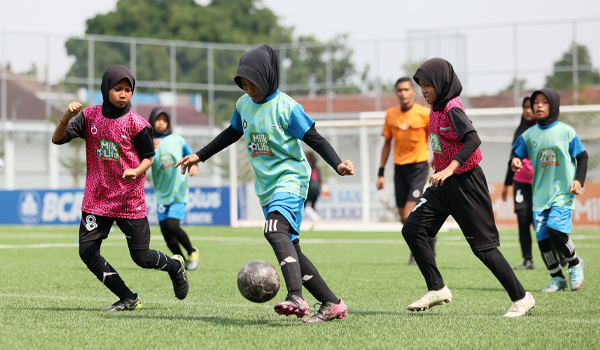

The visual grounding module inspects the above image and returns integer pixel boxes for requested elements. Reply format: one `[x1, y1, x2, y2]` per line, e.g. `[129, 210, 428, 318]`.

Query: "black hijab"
[234, 44, 279, 99]
[531, 88, 560, 127]
[101, 65, 135, 119]
[413, 58, 463, 112]
[512, 94, 537, 143]
[148, 106, 172, 137]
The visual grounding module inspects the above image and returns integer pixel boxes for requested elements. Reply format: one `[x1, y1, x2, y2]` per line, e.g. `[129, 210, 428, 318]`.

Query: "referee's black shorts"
[394, 161, 429, 208]
[79, 212, 151, 250]
[404, 165, 500, 251]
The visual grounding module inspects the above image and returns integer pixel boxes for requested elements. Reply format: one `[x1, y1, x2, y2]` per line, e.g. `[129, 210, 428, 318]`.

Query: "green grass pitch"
[0, 225, 598, 349]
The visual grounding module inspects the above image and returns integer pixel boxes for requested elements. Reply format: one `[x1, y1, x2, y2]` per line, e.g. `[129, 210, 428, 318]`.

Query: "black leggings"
[159, 218, 194, 258]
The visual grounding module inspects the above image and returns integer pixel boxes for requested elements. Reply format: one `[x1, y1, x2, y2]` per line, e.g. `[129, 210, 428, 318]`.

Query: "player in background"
[375, 77, 435, 265]
[148, 106, 200, 271]
[304, 151, 322, 229]
[52, 65, 189, 311]
[404, 58, 534, 317]
[176, 44, 352, 323]
[511, 88, 587, 292]
[502, 94, 537, 270]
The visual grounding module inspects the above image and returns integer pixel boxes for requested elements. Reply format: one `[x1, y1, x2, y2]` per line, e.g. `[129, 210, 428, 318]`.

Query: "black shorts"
[405, 166, 500, 251]
[79, 212, 151, 250]
[394, 161, 429, 208]
[513, 180, 533, 214]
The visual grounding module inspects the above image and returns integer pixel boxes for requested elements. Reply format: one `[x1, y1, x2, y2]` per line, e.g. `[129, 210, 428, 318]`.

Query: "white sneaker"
[503, 291, 535, 317]
[407, 285, 452, 311]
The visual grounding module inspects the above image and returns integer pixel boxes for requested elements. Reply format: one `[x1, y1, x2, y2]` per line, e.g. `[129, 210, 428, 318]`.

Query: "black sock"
[538, 238, 564, 278]
[548, 228, 579, 267]
[264, 212, 303, 299]
[293, 240, 338, 304]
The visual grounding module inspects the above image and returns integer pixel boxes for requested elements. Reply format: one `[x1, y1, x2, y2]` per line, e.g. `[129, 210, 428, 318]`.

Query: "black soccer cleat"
[170, 255, 189, 300]
[102, 295, 142, 312]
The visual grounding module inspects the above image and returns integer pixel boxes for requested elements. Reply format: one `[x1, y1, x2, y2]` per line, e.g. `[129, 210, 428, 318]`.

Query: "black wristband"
[60, 118, 68, 126]
[378, 167, 385, 177]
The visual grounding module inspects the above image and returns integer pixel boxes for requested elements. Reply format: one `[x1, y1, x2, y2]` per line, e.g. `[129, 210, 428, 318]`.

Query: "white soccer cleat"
[503, 291, 535, 317]
[407, 285, 453, 311]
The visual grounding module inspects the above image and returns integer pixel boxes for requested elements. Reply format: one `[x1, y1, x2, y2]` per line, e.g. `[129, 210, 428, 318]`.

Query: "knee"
[130, 249, 152, 268]
[161, 219, 179, 233]
[401, 222, 419, 241]
[79, 242, 99, 266]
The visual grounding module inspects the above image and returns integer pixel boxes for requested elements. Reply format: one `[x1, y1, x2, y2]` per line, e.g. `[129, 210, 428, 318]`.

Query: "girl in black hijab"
[405, 58, 534, 317]
[502, 95, 537, 270]
[51, 65, 189, 312]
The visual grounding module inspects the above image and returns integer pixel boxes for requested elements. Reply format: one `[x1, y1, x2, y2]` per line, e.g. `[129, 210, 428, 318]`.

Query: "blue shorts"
[157, 202, 187, 222]
[533, 207, 573, 241]
[262, 192, 304, 241]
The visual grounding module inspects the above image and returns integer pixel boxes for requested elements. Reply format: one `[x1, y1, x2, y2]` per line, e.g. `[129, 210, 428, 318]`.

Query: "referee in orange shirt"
[376, 77, 436, 264]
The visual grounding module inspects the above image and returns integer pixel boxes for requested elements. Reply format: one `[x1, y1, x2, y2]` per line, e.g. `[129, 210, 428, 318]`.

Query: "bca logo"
[18, 191, 41, 224]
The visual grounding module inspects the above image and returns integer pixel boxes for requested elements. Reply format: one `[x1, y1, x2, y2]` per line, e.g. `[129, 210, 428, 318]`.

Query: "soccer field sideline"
[2, 231, 600, 249]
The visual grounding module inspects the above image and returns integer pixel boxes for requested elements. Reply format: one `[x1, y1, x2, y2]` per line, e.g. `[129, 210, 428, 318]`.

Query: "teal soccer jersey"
[512, 121, 585, 212]
[230, 90, 314, 206]
[151, 134, 194, 205]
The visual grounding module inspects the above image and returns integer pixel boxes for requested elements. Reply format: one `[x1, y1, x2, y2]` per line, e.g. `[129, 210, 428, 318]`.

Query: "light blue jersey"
[230, 90, 314, 206]
[151, 134, 194, 205]
[512, 121, 585, 212]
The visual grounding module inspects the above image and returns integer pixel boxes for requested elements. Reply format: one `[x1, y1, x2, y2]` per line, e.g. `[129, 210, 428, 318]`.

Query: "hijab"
[413, 58, 463, 112]
[148, 106, 172, 137]
[530, 88, 560, 127]
[234, 44, 279, 100]
[101, 65, 135, 119]
[512, 94, 537, 143]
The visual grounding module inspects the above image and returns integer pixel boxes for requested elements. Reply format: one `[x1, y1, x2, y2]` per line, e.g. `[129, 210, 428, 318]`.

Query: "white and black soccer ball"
[247, 142, 259, 153]
[237, 260, 280, 303]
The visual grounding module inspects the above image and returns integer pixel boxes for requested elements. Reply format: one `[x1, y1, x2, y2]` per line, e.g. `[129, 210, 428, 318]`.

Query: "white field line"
[1, 234, 600, 249]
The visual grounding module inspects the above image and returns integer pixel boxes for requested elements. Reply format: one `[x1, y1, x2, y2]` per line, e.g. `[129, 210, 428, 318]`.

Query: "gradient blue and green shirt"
[230, 90, 314, 206]
[151, 134, 194, 205]
[512, 121, 585, 211]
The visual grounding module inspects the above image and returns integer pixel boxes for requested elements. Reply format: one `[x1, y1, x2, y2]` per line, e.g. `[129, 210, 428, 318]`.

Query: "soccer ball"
[247, 142, 259, 153]
[237, 260, 280, 303]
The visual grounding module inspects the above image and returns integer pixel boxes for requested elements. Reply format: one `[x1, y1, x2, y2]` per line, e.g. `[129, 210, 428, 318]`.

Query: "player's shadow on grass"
[437, 266, 488, 271]
[101, 314, 298, 327]
[350, 309, 426, 316]
[448, 286, 506, 292]
[6, 306, 102, 312]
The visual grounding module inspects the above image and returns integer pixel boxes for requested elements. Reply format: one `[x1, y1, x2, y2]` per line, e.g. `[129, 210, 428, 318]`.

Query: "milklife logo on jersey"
[248, 133, 274, 157]
[159, 154, 176, 169]
[539, 148, 559, 167]
[97, 139, 120, 162]
[430, 132, 443, 155]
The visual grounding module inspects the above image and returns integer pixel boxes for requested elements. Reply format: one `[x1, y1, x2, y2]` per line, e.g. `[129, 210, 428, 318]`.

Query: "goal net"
[230, 105, 600, 230]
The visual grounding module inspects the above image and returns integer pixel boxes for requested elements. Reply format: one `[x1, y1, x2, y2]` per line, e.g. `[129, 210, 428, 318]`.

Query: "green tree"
[545, 43, 600, 90]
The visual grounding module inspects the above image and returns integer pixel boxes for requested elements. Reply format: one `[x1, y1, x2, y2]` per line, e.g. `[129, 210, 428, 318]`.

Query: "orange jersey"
[381, 103, 430, 165]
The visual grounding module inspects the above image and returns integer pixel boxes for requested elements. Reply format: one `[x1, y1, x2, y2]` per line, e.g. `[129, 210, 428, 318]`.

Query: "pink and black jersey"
[429, 97, 482, 175]
[81, 105, 151, 218]
[54, 105, 154, 219]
